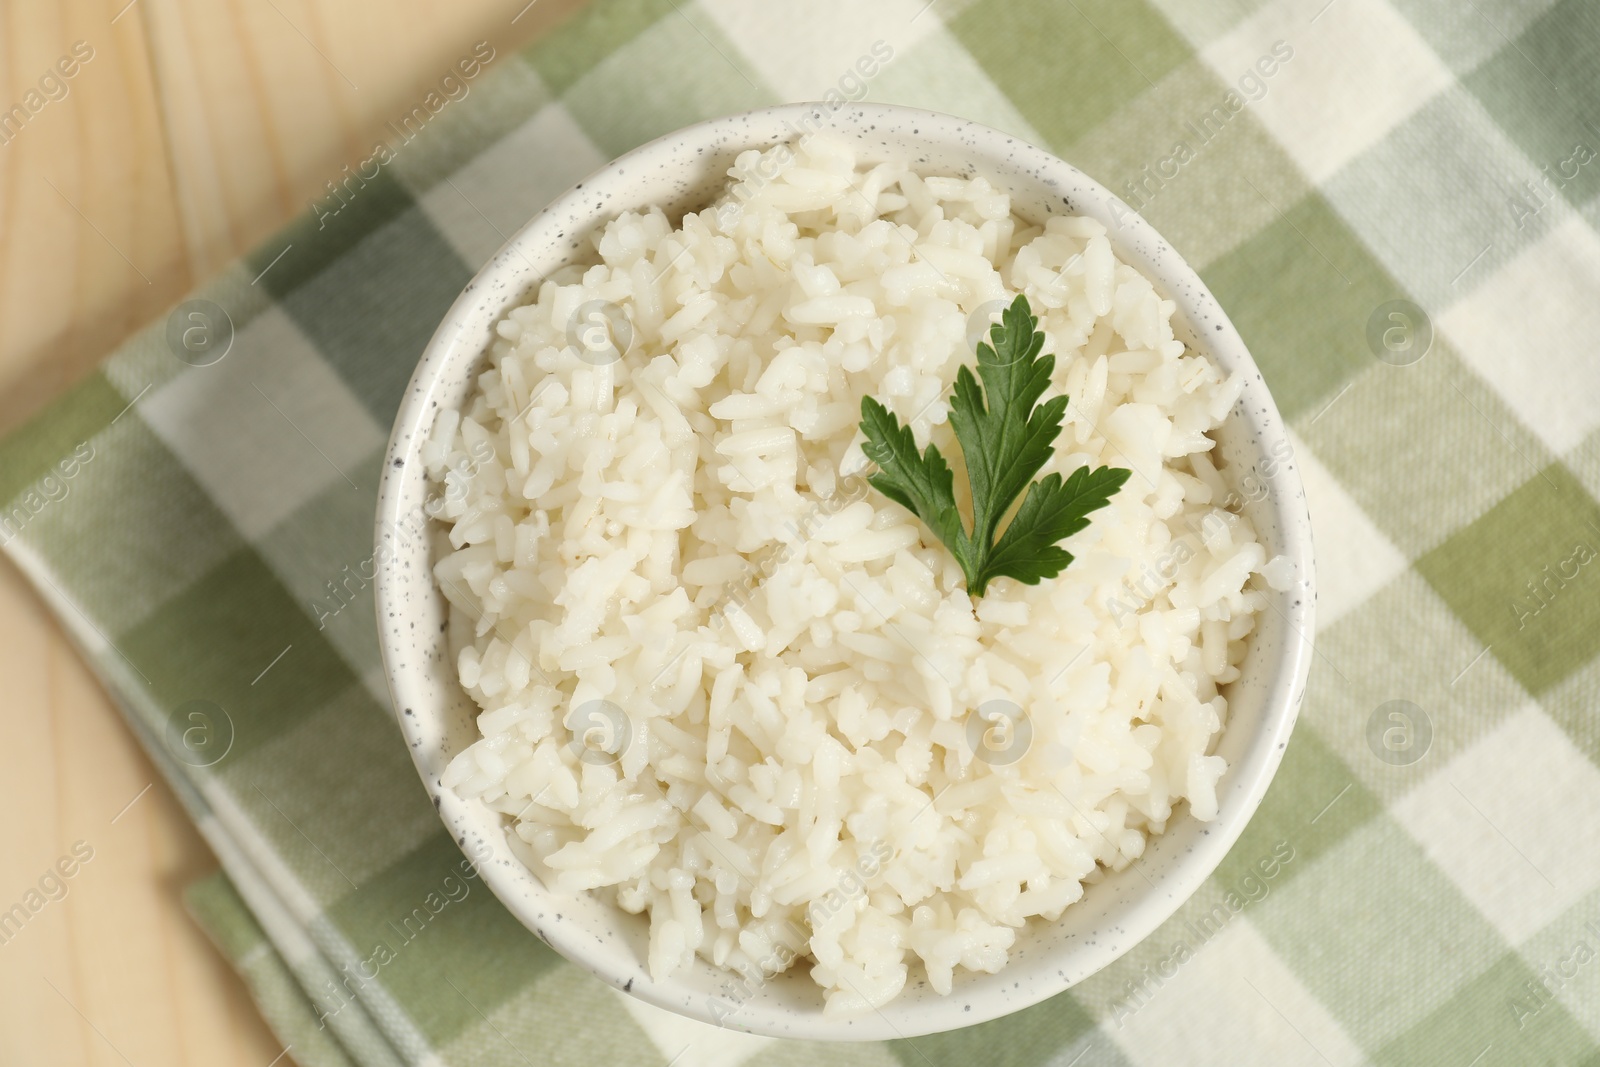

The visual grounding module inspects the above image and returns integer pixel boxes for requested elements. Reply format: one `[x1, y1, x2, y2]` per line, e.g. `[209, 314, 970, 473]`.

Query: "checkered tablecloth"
[5, 0, 1600, 1063]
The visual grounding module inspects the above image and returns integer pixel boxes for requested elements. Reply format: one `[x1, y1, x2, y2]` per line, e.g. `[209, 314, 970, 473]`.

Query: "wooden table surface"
[0, 2, 588, 1063]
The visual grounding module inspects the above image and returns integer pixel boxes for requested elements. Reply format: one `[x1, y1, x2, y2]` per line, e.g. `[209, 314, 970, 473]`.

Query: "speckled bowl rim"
[375, 102, 1315, 1042]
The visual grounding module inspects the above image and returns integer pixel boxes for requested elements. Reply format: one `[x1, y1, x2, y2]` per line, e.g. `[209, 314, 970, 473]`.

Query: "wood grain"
[0, 1, 588, 1063]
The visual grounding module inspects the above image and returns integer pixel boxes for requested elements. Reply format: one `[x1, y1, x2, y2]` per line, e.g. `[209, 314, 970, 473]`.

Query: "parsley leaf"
[859, 294, 1130, 598]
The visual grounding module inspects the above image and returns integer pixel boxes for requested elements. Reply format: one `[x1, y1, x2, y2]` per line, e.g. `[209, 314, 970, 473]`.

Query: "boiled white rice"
[429, 132, 1283, 1013]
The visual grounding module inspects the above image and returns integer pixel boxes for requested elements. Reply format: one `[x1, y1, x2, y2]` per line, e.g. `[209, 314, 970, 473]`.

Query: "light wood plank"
[146, 0, 591, 274]
[0, 0, 191, 434]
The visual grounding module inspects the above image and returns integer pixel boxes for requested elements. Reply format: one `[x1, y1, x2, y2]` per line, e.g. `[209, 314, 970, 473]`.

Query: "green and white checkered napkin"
[6, 0, 1600, 1062]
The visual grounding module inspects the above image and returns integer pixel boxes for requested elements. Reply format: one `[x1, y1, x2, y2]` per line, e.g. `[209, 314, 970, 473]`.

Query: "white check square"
[1110, 918, 1366, 1066]
[1440, 217, 1600, 455]
[1394, 704, 1600, 944]
[141, 307, 383, 540]
[700, 0, 942, 102]
[1202, 0, 1452, 184]
[420, 104, 607, 270]
[613, 989, 772, 1067]
[1290, 429, 1409, 630]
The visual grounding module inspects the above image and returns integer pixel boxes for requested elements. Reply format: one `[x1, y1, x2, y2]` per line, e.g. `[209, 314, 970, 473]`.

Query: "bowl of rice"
[375, 102, 1314, 1040]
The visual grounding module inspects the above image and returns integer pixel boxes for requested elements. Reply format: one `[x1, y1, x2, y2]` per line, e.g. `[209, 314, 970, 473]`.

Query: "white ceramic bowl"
[375, 102, 1315, 1041]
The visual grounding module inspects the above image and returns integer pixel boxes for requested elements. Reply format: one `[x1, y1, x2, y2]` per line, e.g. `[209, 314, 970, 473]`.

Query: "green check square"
[1249, 817, 1509, 1049]
[560, 11, 774, 160]
[949, 0, 1191, 151]
[1069, 57, 1311, 270]
[256, 445, 385, 677]
[278, 205, 473, 425]
[523, 0, 677, 97]
[13, 417, 243, 636]
[1298, 344, 1554, 557]
[1309, 571, 1530, 802]
[225, 686, 440, 901]
[868, 28, 1041, 144]
[117, 546, 357, 763]
[0, 372, 124, 508]
[439, 965, 662, 1067]
[1417, 463, 1600, 697]
[1375, 949, 1598, 1065]
[245, 169, 417, 301]
[1388, 0, 1563, 75]
[1497, 0, 1600, 115]
[1543, 654, 1600, 768]
[324, 831, 561, 1045]
[1464, 0, 1600, 215]
[1202, 191, 1398, 422]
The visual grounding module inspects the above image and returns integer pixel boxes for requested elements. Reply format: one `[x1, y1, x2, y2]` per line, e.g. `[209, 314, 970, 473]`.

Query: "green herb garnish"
[859, 294, 1130, 598]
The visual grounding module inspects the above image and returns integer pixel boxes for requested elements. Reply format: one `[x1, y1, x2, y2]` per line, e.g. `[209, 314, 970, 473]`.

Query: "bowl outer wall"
[373, 101, 1316, 1041]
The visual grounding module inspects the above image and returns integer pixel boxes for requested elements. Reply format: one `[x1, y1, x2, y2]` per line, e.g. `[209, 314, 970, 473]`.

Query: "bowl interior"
[375, 102, 1314, 1041]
